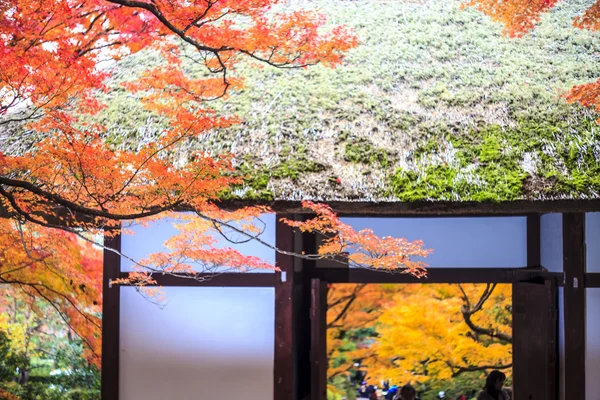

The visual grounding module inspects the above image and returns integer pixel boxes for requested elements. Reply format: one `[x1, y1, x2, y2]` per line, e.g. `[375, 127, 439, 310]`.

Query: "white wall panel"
[119, 287, 274, 400]
[541, 213, 563, 273]
[587, 212, 600, 273]
[340, 217, 527, 268]
[120, 213, 275, 272]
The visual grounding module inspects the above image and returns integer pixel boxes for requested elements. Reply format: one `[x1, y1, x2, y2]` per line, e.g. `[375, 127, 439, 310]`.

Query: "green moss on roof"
[91, 0, 600, 202]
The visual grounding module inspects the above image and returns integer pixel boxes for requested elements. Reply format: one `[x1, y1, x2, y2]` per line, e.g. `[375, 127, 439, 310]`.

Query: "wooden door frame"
[297, 214, 558, 400]
[102, 213, 598, 400]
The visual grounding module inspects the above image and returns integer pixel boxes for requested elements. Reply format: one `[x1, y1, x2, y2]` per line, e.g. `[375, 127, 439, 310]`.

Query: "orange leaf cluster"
[0, 219, 102, 366]
[0, 387, 20, 400]
[0, 0, 359, 239]
[464, 0, 600, 111]
[462, 0, 559, 38]
[0, 0, 361, 361]
[565, 79, 600, 120]
[282, 202, 431, 276]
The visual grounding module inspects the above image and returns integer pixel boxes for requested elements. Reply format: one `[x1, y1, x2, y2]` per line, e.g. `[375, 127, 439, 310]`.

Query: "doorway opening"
[326, 283, 513, 400]
[314, 279, 557, 400]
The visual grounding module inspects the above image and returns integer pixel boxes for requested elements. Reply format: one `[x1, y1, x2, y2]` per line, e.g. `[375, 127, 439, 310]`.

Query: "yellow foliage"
[328, 284, 512, 388]
[366, 284, 512, 385]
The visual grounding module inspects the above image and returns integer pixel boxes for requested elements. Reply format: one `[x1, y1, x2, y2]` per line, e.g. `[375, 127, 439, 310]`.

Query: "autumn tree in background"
[327, 284, 398, 391]
[465, 0, 600, 114]
[0, 0, 431, 373]
[370, 284, 511, 384]
[0, 295, 101, 399]
[328, 284, 512, 399]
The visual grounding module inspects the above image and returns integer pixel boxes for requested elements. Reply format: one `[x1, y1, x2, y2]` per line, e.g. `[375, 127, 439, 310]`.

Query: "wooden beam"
[562, 213, 586, 400]
[102, 229, 121, 400]
[586, 273, 600, 288]
[117, 272, 277, 287]
[274, 215, 295, 400]
[528, 214, 541, 267]
[215, 199, 600, 216]
[6, 199, 600, 224]
[314, 267, 562, 285]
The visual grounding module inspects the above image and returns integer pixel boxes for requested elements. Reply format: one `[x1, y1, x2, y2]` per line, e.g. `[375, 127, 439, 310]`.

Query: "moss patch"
[390, 108, 600, 201]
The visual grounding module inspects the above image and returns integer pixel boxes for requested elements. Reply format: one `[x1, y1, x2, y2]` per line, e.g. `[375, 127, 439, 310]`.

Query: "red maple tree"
[0, 0, 430, 366]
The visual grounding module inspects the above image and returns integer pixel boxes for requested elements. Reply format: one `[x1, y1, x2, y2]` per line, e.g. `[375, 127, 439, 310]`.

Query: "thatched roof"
[7, 0, 600, 205]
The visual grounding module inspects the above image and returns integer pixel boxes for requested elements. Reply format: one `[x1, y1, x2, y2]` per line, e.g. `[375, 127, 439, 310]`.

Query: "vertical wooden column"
[562, 213, 586, 400]
[310, 279, 328, 400]
[275, 215, 295, 400]
[527, 214, 541, 267]
[297, 229, 317, 400]
[102, 227, 121, 400]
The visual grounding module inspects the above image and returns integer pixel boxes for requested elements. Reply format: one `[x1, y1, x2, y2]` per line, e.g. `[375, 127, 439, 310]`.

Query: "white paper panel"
[120, 213, 276, 272]
[119, 287, 274, 400]
[340, 217, 527, 268]
[586, 212, 600, 273]
[541, 213, 563, 273]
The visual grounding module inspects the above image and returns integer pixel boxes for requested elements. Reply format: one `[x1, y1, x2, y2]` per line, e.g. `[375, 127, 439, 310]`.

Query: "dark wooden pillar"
[102, 228, 121, 400]
[513, 280, 557, 400]
[297, 230, 317, 400]
[275, 216, 295, 400]
[528, 214, 541, 267]
[562, 213, 586, 399]
[310, 279, 328, 400]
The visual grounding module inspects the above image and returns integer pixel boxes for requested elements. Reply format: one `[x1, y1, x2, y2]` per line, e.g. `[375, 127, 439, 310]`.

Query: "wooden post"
[102, 228, 121, 400]
[310, 279, 328, 400]
[513, 280, 557, 400]
[296, 229, 317, 400]
[275, 215, 295, 400]
[562, 213, 586, 400]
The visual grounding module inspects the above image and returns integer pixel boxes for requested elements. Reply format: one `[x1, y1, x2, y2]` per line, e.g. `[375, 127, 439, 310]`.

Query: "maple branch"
[76, 41, 123, 58]
[449, 362, 513, 377]
[1, 280, 99, 359]
[1, 278, 100, 331]
[327, 284, 366, 329]
[104, 0, 226, 53]
[104, 0, 321, 96]
[238, 49, 319, 69]
[207, 217, 267, 245]
[202, 212, 335, 262]
[109, 124, 198, 202]
[459, 283, 512, 343]
[182, 0, 216, 33]
[0, 178, 184, 220]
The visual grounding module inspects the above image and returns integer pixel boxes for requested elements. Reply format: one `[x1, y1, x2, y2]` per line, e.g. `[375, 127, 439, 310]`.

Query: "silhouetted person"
[358, 381, 376, 399]
[386, 385, 399, 400]
[394, 384, 417, 400]
[477, 370, 510, 400]
[358, 381, 369, 399]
